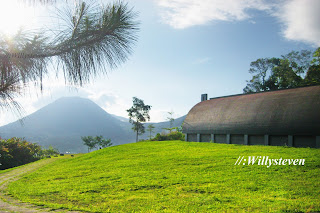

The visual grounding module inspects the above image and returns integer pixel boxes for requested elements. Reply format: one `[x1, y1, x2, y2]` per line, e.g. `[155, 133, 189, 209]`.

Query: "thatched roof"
[183, 86, 320, 135]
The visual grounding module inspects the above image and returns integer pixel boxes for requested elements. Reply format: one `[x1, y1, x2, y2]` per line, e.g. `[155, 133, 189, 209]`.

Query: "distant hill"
[0, 97, 185, 153]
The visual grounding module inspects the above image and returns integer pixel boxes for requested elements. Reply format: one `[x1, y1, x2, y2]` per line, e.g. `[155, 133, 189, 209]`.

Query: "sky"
[0, 0, 319, 126]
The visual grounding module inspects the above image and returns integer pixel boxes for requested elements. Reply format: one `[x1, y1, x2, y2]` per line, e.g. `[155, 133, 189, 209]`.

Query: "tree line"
[244, 48, 320, 93]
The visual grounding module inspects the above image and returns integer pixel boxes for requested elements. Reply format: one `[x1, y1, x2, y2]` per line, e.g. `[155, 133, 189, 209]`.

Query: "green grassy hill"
[7, 141, 320, 212]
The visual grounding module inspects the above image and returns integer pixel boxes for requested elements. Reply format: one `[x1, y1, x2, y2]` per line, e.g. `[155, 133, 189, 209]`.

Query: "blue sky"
[0, 0, 319, 125]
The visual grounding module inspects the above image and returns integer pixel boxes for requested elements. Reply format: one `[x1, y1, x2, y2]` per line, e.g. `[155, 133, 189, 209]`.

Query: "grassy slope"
[7, 141, 320, 212]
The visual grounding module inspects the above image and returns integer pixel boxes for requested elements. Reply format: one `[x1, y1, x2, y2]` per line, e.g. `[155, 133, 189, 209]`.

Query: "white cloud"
[275, 0, 320, 46]
[156, 0, 271, 29]
[91, 93, 131, 119]
[155, 0, 320, 46]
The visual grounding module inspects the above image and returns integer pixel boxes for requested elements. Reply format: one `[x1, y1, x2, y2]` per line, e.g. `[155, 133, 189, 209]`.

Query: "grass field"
[7, 141, 320, 212]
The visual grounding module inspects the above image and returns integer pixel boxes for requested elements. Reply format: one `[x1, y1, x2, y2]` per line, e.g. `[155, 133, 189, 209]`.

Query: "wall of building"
[185, 133, 320, 148]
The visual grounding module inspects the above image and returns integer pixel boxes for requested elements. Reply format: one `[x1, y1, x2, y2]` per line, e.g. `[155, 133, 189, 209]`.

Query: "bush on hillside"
[0, 137, 43, 170]
[151, 132, 185, 141]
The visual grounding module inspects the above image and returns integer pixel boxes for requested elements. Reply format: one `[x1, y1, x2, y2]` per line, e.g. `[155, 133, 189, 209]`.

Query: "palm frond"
[0, 69, 24, 117]
[49, 1, 139, 85]
[0, 0, 139, 114]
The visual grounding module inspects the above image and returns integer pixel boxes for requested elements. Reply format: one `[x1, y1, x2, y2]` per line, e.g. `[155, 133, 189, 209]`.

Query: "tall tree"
[0, 1, 139, 115]
[147, 124, 155, 140]
[127, 97, 151, 142]
[167, 111, 175, 132]
[162, 111, 175, 133]
[251, 58, 272, 90]
[243, 58, 275, 93]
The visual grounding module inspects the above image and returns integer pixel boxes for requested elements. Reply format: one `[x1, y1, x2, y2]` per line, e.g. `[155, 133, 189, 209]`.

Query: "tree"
[304, 48, 320, 86]
[127, 97, 151, 142]
[311, 47, 320, 65]
[81, 135, 112, 152]
[243, 58, 277, 93]
[305, 65, 320, 86]
[95, 135, 112, 148]
[81, 136, 97, 152]
[166, 111, 175, 133]
[248, 58, 273, 91]
[147, 124, 155, 140]
[0, 1, 139, 115]
[173, 125, 183, 133]
[162, 111, 176, 133]
[272, 59, 303, 89]
[283, 50, 313, 76]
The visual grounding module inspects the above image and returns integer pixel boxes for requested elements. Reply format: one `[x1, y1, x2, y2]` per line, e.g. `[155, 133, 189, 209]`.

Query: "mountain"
[0, 97, 186, 153]
[110, 114, 129, 122]
[0, 97, 135, 153]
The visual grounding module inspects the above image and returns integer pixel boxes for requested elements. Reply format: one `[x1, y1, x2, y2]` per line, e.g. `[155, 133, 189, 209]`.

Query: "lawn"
[7, 141, 320, 212]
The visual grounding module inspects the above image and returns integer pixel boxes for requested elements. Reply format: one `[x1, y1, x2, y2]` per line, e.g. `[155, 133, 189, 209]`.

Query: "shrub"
[0, 137, 42, 170]
[151, 132, 185, 141]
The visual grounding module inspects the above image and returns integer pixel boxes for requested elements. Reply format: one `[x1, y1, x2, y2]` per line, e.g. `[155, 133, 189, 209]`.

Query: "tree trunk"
[136, 130, 139, 142]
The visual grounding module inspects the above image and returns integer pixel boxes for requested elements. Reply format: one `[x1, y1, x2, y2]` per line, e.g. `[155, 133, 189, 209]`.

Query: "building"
[183, 86, 320, 148]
